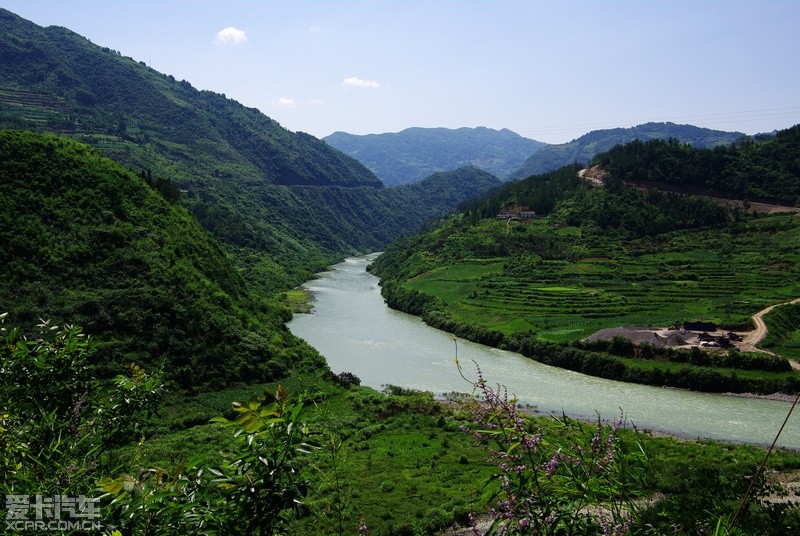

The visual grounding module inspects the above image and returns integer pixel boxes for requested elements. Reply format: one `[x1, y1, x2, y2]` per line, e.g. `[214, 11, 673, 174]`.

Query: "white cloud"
[308, 25, 321, 33]
[275, 97, 297, 108]
[307, 98, 323, 106]
[214, 27, 248, 45]
[342, 76, 381, 89]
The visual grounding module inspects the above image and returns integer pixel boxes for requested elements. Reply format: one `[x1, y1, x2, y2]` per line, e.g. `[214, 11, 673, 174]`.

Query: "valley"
[2, 5, 800, 534]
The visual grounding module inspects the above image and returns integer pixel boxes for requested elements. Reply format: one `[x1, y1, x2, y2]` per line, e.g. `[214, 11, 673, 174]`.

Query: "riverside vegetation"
[3, 6, 800, 534]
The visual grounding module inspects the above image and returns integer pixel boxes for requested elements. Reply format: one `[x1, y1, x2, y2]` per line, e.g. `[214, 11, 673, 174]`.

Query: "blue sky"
[4, 1, 800, 143]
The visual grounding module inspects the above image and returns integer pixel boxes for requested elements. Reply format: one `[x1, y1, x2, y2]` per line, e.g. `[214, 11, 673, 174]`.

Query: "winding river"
[288, 254, 800, 448]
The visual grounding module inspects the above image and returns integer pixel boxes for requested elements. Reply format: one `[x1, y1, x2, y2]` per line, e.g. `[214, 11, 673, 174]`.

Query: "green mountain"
[593, 125, 800, 204]
[0, 8, 497, 296]
[0, 130, 324, 389]
[324, 127, 545, 185]
[371, 127, 800, 393]
[509, 122, 744, 180]
[0, 9, 379, 189]
[272, 167, 502, 251]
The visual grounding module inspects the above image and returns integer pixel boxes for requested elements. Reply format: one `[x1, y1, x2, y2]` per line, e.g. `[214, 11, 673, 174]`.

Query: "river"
[288, 254, 800, 447]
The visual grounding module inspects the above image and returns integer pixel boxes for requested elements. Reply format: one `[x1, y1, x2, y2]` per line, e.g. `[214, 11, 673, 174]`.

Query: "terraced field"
[404, 213, 800, 342]
[0, 87, 71, 128]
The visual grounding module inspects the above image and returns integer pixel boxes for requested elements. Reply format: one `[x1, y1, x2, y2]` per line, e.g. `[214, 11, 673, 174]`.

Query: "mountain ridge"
[0, 7, 381, 189]
[324, 126, 545, 185]
[509, 121, 745, 179]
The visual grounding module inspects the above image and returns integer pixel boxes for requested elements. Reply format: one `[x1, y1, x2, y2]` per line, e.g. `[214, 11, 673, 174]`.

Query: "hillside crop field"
[400, 213, 800, 347]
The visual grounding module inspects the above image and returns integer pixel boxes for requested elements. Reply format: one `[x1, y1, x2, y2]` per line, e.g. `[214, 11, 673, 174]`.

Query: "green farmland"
[401, 213, 800, 348]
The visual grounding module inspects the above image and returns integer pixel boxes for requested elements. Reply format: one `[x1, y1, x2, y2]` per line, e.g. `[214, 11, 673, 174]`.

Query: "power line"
[513, 106, 800, 139]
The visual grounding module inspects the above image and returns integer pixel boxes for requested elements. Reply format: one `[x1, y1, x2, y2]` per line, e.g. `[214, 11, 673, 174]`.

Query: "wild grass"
[284, 288, 314, 313]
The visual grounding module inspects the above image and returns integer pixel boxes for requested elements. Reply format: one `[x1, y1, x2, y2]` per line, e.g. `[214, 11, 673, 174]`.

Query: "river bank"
[288, 254, 800, 447]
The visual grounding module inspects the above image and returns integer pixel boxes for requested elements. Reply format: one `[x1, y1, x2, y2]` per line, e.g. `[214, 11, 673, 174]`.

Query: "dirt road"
[741, 298, 800, 350]
[740, 298, 800, 369]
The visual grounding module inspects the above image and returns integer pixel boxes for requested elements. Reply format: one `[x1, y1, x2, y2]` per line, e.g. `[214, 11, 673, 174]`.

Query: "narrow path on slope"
[577, 167, 800, 214]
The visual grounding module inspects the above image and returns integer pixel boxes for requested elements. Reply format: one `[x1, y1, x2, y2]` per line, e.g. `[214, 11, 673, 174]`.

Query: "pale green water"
[288, 254, 800, 448]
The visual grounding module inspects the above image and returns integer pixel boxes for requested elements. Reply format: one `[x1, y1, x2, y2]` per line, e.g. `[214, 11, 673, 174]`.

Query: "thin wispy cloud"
[213, 27, 248, 45]
[307, 98, 323, 106]
[308, 25, 321, 33]
[275, 97, 297, 108]
[342, 77, 381, 89]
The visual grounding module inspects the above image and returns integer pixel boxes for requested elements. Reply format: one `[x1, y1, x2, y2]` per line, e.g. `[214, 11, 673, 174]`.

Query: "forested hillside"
[0, 8, 379, 189]
[0, 130, 324, 388]
[0, 8, 496, 295]
[0, 131, 501, 391]
[371, 126, 800, 393]
[594, 125, 800, 204]
[509, 122, 744, 179]
[325, 126, 545, 185]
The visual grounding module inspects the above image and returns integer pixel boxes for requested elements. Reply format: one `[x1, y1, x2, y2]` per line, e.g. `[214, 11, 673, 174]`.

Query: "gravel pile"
[583, 327, 695, 348]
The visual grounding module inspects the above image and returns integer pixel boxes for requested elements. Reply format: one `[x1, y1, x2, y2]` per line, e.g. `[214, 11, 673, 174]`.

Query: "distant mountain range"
[508, 122, 745, 179]
[324, 123, 747, 187]
[324, 127, 545, 185]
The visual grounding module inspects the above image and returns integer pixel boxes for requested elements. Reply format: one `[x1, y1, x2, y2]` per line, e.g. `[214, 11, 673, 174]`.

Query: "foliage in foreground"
[458, 362, 648, 535]
[0, 313, 317, 534]
[99, 386, 318, 535]
[4, 316, 800, 535]
[454, 353, 800, 536]
[0, 315, 164, 525]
